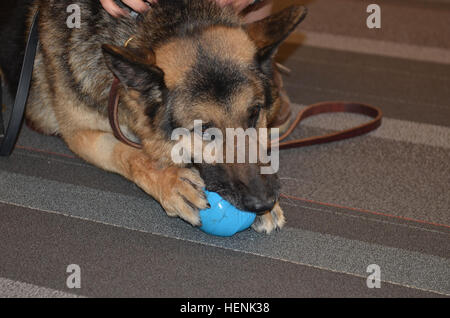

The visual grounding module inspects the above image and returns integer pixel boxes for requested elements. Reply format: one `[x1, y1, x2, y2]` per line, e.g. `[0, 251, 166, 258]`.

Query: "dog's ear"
[102, 44, 165, 92]
[245, 5, 307, 67]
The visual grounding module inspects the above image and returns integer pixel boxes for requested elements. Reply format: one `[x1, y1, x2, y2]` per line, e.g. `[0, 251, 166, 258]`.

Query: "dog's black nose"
[243, 195, 276, 214]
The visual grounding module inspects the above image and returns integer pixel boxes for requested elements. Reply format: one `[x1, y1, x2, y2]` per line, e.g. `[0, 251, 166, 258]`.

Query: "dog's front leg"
[64, 130, 208, 226]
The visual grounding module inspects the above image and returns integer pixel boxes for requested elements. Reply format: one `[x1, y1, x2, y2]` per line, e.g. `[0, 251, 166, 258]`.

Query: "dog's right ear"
[245, 6, 307, 69]
[102, 44, 165, 93]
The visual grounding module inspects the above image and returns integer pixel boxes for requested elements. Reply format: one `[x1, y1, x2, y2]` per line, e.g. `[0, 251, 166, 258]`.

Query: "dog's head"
[102, 2, 307, 214]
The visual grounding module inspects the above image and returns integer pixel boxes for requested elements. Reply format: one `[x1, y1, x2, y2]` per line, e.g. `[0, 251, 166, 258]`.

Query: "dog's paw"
[251, 202, 286, 234]
[158, 167, 208, 226]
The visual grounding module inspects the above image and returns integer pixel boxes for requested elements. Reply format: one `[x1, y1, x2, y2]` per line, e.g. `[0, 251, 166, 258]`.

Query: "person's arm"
[216, 0, 256, 13]
[242, 0, 272, 23]
[100, 0, 257, 17]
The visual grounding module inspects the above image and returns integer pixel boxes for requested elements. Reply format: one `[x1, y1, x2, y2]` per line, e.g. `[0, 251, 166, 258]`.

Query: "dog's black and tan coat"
[0, 0, 306, 233]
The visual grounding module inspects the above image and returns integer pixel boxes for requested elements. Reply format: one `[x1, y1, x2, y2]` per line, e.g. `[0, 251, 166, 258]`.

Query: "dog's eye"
[248, 104, 262, 127]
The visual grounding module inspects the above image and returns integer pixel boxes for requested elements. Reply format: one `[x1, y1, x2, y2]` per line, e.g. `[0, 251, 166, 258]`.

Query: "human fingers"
[100, 0, 128, 17]
[122, 0, 151, 13]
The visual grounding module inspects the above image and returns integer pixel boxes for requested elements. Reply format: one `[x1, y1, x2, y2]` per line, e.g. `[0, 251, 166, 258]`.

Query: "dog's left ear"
[245, 5, 307, 67]
[102, 44, 165, 93]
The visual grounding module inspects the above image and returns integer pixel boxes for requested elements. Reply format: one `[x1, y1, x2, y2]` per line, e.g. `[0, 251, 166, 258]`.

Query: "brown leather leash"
[274, 101, 382, 149]
[108, 77, 383, 150]
[108, 77, 143, 149]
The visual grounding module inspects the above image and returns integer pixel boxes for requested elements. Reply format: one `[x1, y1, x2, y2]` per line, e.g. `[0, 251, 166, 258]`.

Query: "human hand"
[100, 0, 156, 17]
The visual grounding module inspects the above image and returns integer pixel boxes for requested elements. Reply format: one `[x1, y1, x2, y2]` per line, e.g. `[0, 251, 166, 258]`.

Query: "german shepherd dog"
[0, 0, 306, 233]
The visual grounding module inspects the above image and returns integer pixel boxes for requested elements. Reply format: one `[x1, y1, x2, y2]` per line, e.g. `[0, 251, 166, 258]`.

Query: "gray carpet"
[0, 0, 449, 297]
[0, 277, 81, 298]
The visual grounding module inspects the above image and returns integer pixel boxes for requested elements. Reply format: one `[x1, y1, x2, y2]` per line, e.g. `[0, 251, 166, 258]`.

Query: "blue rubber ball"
[199, 191, 256, 237]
